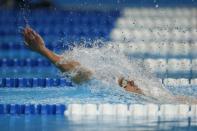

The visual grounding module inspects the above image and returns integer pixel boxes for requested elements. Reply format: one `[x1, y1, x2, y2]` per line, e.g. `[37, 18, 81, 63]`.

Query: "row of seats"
[144, 58, 195, 77]
[3, 58, 197, 78]
[116, 18, 196, 28]
[0, 58, 51, 67]
[0, 23, 114, 29]
[0, 10, 119, 16]
[121, 42, 197, 58]
[2, 29, 195, 39]
[0, 23, 113, 30]
[2, 43, 197, 58]
[1, 58, 197, 67]
[0, 67, 195, 78]
[123, 8, 196, 17]
[111, 28, 197, 41]
[0, 43, 33, 50]
[2, 42, 197, 53]
[0, 34, 107, 41]
[0, 28, 111, 37]
[2, 52, 196, 60]
[111, 8, 197, 51]
[0, 36, 103, 44]
[0, 69, 58, 78]
[0, 51, 44, 59]
[163, 78, 197, 87]
[0, 43, 56, 50]
[1, 68, 193, 78]
[0, 14, 118, 19]
[0, 19, 116, 26]
[0, 58, 197, 70]
[0, 13, 119, 25]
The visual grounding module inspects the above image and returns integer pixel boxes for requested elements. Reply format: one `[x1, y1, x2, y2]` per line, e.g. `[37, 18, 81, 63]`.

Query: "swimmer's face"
[118, 78, 143, 94]
[125, 81, 142, 93]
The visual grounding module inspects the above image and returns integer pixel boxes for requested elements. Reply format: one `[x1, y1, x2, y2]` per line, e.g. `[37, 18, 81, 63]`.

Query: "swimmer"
[22, 27, 143, 95]
[22, 27, 197, 104]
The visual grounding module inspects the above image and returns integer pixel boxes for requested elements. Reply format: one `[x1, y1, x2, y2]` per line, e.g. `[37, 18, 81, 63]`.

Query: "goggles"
[121, 79, 128, 89]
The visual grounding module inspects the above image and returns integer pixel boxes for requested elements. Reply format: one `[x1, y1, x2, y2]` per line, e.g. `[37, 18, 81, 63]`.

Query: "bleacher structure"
[111, 8, 197, 86]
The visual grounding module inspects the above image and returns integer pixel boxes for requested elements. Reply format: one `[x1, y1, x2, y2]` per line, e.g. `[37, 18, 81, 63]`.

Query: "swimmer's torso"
[59, 60, 93, 84]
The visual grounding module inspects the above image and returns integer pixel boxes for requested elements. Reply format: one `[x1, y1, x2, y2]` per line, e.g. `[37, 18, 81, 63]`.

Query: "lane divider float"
[0, 78, 72, 87]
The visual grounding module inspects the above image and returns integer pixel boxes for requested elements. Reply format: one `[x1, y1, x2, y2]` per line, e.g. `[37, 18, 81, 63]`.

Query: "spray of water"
[60, 41, 178, 103]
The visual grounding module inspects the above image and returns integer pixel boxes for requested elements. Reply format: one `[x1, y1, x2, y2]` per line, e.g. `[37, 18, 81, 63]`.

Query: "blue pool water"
[0, 85, 197, 105]
[1, 115, 197, 131]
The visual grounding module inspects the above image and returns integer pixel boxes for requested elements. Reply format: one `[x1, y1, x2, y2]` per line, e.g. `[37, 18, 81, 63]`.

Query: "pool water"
[0, 86, 149, 104]
[1, 115, 197, 131]
[0, 85, 197, 104]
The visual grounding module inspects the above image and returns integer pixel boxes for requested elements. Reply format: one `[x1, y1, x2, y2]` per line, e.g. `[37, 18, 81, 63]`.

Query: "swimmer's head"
[118, 77, 143, 94]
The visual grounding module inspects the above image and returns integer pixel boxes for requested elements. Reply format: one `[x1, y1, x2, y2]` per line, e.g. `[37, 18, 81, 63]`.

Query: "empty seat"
[191, 59, 197, 77]
[171, 30, 183, 41]
[133, 30, 143, 41]
[191, 30, 197, 41]
[144, 59, 167, 77]
[116, 18, 127, 28]
[164, 78, 178, 86]
[190, 105, 197, 116]
[167, 59, 191, 78]
[190, 44, 197, 58]
[164, 78, 189, 87]
[178, 78, 190, 86]
[110, 29, 123, 41]
[128, 42, 147, 57]
[175, 78, 190, 87]
[152, 29, 170, 41]
[167, 43, 190, 58]
[191, 79, 197, 86]
[148, 42, 168, 57]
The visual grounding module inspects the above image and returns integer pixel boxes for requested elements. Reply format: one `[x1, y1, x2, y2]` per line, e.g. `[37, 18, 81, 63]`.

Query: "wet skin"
[118, 77, 144, 95]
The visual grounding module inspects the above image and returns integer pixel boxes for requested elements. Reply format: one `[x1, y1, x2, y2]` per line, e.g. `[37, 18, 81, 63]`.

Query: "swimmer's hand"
[23, 27, 46, 53]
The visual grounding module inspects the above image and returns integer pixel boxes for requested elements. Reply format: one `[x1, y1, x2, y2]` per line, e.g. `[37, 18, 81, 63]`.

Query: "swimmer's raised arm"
[23, 27, 80, 72]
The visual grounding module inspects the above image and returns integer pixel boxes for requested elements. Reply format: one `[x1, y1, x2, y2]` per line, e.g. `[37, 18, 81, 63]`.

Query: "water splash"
[1, 40, 196, 104]
[61, 41, 176, 103]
